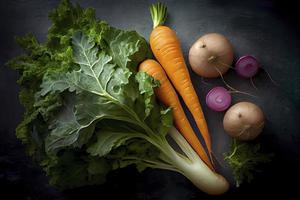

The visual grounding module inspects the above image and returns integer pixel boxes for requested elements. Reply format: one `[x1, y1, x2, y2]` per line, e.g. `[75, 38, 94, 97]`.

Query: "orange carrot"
[139, 59, 213, 169]
[149, 3, 213, 158]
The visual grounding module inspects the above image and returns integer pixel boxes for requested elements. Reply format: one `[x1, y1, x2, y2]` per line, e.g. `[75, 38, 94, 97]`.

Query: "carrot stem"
[150, 3, 168, 29]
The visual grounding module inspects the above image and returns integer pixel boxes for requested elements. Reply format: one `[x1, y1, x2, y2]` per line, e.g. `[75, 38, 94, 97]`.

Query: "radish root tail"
[250, 77, 258, 90]
[217, 61, 235, 69]
[262, 68, 279, 86]
[214, 67, 257, 98]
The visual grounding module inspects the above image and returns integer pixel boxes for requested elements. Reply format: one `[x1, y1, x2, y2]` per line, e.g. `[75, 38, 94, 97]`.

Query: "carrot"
[149, 3, 213, 158]
[139, 59, 213, 169]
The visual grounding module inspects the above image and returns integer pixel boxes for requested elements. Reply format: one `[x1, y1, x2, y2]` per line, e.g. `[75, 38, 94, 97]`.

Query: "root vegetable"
[223, 102, 264, 141]
[149, 3, 213, 158]
[189, 33, 234, 78]
[235, 55, 278, 88]
[206, 86, 231, 112]
[235, 55, 260, 78]
[139, 59, 213, 169]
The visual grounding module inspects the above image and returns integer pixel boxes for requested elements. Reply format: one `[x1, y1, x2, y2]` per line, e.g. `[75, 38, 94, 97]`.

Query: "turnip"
[205, 85, 256, 113]
[189, 33, 234, 78]
[235, 55, 277, 88]
[206, 86, 231, 112]
[235, 55, 260, 78]
[223, 102, 264, 141]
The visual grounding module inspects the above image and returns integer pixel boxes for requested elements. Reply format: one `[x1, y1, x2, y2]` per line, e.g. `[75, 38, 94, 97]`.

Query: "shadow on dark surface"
[0, 134, 61, 200]
[1, 0, 300, 199]
[209, 0, 300, 30]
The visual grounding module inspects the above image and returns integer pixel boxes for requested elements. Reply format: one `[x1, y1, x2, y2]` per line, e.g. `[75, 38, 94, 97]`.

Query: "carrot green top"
[150, 3, 168, 29]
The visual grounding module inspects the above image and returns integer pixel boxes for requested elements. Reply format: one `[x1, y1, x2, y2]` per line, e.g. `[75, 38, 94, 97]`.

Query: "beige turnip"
[223, 102, 264, 141]
[189, 33, 234, 78]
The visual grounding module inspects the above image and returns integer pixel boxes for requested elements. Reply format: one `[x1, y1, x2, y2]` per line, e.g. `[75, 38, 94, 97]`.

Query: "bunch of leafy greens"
[8, 0, 211, 190]
[224, 139, 272, 187]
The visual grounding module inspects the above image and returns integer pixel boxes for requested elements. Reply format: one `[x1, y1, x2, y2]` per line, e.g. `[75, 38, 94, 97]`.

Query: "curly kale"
[7, 0, 152, 189]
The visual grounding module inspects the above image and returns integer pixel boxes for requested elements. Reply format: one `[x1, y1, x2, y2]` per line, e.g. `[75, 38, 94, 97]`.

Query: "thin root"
[217, 61, 235, 69]
[250, 77, 258, 90]
[262, 68, 279, 86]
[214, 67, 257, 98]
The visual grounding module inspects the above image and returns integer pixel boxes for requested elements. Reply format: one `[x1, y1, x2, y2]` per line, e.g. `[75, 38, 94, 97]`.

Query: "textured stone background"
[0, 0, 299, 199]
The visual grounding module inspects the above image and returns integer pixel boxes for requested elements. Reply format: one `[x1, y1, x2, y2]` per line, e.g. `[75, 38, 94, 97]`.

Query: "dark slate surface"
[0, 0, 299, 199]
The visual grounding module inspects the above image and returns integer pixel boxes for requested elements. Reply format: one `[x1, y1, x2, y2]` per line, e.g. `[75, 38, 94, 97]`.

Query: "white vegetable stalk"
[164, 127, 229, 195]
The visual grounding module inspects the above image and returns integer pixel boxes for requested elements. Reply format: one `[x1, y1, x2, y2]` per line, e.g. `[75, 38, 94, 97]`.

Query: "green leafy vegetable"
[8, 0, 230, 194]
[7, 0, 154, 189]
[224, 139, 272, 187]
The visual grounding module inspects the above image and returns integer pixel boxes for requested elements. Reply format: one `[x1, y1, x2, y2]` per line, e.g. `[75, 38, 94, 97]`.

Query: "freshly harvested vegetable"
[206, 86, 231, 112]
[149, 3, 213, 158]
[7, 0, 229, 194]
[8, 0, 152, 189]
[139, 59, 213, 169]
[189, 33, 234, 78]
[169, 128, 229, 195]
[235, 55, 260, 78]
[224, 139, 271, 187]
[223, 102, 264, 141]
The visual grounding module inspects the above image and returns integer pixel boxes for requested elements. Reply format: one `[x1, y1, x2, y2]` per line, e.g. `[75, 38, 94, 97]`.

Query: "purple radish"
[206, 86, 231, 112]
[235, 55, 260, 78]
